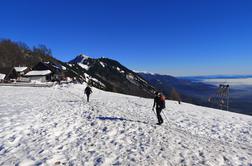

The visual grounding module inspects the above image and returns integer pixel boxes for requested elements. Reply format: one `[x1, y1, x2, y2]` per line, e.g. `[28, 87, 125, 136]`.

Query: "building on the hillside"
[13, 67, 31, 81]
[32, 62, 63, 81]
[24, 70, 52, 82]
[0, 73, 6, 82]
[0, 67, 31, 82]
[14, 66, 30, 76]
[0, 67, 18, 81]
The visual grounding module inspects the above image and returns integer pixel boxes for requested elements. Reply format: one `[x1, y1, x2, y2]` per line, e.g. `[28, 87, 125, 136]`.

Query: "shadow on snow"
[96, 116, 148, 125]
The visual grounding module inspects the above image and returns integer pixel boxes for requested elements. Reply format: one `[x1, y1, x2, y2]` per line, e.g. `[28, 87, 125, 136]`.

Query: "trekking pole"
[152, 108, 156, 116]
[162, 111, 169, 122]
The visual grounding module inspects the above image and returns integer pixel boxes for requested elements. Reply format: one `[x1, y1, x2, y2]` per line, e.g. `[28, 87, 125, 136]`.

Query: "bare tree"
[33, 44, 52, 57]
[170, 87, 181, 104]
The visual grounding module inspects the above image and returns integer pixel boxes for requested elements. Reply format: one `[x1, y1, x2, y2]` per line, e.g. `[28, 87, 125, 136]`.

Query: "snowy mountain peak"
[79, 54, 90, 61]
[69, 54, 91, 64]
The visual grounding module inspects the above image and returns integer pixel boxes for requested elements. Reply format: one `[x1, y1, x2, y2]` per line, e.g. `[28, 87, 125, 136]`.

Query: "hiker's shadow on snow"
[96, 116, 148, 124]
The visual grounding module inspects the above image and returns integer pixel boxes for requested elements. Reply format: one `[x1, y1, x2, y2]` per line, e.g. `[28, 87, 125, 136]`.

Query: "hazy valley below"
[185, 76, 252, 116]
[141, 73, 252, 116]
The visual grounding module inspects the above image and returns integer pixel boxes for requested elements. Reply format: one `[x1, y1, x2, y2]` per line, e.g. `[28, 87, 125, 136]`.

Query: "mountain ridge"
[68, 55, 156, 98]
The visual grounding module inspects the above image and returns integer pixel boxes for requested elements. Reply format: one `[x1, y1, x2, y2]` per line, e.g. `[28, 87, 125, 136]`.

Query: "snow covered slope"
[0, 85, 251, 165]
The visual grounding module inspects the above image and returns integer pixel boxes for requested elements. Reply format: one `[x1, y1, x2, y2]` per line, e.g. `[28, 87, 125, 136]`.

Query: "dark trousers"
[156, 107, 163, 124]
[86, 94, 90, 102]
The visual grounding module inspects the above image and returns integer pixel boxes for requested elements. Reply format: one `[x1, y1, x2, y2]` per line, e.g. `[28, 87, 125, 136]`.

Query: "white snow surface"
[90, 78, 106, 88]
[99, 62, 105, 68]
[0, 73, 6, 80]
[0, 85, 252, 165]
[61, 66, 67, 71]
[14, 67, 28, 72]
[78, 63, 89, 70]
[116, 67, 125, 74]
[25, 70, 52, 76]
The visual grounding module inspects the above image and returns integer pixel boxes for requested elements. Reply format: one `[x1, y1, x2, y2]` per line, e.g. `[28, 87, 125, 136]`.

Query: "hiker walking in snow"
[84, 85, 92, 102]
[152, 92, 166, 125]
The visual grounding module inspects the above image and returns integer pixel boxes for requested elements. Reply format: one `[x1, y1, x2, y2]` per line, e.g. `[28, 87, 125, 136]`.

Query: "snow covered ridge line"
[0, 84, 252, 165]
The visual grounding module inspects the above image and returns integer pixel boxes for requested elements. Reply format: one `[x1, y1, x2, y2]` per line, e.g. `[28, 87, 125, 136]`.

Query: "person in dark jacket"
[84, 85, 92, 102]
[152, 92, 165, 125]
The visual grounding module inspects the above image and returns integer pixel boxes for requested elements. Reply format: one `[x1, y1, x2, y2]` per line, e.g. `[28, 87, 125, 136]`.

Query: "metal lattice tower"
[209, 84, 230, 111]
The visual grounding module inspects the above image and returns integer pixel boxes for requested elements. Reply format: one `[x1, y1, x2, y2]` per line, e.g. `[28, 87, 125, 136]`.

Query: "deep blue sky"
[0, 0, 252, 76]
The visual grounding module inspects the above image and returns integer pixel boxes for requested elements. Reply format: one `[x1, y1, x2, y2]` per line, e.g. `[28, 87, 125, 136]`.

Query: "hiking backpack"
[160, 95, 166, 109]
